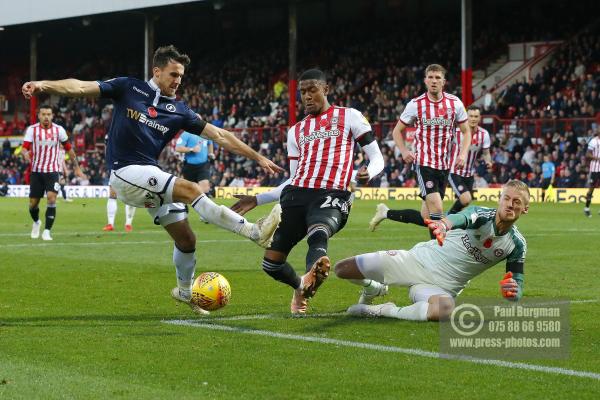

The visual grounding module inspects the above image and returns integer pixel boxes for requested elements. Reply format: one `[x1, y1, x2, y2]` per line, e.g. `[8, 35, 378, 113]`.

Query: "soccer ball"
[191, 272, 231, 311]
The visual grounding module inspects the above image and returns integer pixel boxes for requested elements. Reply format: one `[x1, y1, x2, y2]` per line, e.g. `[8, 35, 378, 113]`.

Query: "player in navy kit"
[22, 45, 283, 315]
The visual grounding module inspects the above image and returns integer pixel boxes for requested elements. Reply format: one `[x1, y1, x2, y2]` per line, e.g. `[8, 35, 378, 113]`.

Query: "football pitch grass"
[1, 197, 600, 399]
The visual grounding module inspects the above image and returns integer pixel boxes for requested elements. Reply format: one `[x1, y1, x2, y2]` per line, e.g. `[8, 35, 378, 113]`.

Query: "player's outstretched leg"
[104, 197, 117, 231]
[29, 202, 41, 239]
[584, 188, 593, 218]
[369, 203, 389, 231]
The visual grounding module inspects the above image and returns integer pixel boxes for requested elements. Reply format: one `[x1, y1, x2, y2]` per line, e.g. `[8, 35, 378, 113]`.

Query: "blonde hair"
[503, 179, 531, 204]
[425, 64, 447, 77]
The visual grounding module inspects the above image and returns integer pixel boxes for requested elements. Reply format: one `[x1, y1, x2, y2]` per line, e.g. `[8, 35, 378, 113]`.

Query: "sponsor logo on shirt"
[126, 108, 169, 134]
[299, 129, 341, 146]
[461, 234, 490, 264]
[133, 86, 150, 97]
[421, 117, 453, 127]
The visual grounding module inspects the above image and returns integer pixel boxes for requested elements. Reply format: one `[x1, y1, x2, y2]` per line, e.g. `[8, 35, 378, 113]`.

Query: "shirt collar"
[147, 79, 176, 100]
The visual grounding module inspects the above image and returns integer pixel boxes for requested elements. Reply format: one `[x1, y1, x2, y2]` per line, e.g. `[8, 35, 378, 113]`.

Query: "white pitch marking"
[206, 312, 345, 321]
[163, 319, 600, 381]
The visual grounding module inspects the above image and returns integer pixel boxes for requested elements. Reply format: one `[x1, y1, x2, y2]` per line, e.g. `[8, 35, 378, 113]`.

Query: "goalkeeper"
[334, 179, 529, 322]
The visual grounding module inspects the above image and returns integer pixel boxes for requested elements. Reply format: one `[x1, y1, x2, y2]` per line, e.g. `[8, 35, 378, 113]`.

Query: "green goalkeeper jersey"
[409, 206, 526, 287]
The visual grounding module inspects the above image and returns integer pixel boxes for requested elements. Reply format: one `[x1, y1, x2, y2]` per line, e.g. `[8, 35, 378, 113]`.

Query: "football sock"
[305, 226, 329, 272]
[45, 204, 56, 230]
[382, 301, 429, 321]
[349, 279, 373, 287]
[173, 246, 196, 299]
[541, 191, 546, 202]
[427, 212, 443, 239]
[29, 206, 40, 222]
[107, 198, 117, 225]
[448, 199, 464, 215]
[585, 193, 592, 208]
[191, 195, 251, 236]
[125, 205, 136, 226]
[60, 184, 67, 200]
[262, 258, 301, 289]
[386, 209, 425, 226]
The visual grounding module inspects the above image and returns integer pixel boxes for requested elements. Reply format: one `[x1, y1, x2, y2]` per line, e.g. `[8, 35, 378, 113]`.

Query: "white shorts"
[356, 250, 455, 303]
[110, 165, 176, 209]
[147, 203, 188, 227]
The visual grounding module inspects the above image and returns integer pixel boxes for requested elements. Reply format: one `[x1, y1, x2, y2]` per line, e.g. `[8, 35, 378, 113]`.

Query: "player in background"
[21, 105, 85, 240]
[335, 180, 528, 322]
[447, 105, 492, 214]
[57, 147, 73, 202]
[231, 69, 384, 314]
[103, 133, 136, 232]
[369, 64, 471, 233]
[22, 45, 283, 314]
[540, 154, 555, 203]
[584, 129, 600, 217]
[175, 130, 214, 196]
[104, 188, 137, 232]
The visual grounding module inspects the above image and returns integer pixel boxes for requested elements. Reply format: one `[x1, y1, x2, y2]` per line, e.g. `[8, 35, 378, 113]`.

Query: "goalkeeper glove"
[424, 218, 452, 246]
[500, 272, 519, 300]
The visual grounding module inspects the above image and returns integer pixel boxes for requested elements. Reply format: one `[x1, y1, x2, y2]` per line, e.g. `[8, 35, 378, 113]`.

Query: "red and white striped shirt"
[450, 126, 491, 177]
[23, 123, 69, 173]
[399, 92, 467, 170]
[588, 136, 600, 173]
[288, 106, 370, 191]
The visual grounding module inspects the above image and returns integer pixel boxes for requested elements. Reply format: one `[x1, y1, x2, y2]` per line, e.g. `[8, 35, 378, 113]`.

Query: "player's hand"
[231, 195, 257, 215]
[401, 150, 415, 164]
[356, 166, 369, 184]
[257, 157, 284, 175]
[22, 81, 43, 99]
[500, 272, 519, 300]
[424, 218, 452, 246]
[486, 161, 493, 170]
[74, 167, 87, 180]
[192, 144, 201, 153]
[208, 153, 216, 161]
[455, 154, 467, 170]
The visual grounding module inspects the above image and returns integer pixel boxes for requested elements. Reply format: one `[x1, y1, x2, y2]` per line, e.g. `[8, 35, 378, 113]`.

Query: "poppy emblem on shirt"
[319, 118, 328, 127]
[147, 107, 158, 118]
[483, 238, 493, 248]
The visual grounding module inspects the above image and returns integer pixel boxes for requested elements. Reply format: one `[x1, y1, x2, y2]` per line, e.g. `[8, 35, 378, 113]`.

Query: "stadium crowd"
[1, 18, 598, 190]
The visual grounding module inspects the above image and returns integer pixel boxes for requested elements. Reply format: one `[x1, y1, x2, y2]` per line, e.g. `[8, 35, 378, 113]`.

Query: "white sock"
[191, 195, 253, 237]
[173, 246, 196, 299]
[125, 205, 136, 225]
[350, 279, 372, 287]
[107, 198, 117, 225]
[382, 301, 429, 321]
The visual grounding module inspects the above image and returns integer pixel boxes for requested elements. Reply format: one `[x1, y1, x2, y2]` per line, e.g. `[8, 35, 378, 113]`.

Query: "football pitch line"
[164, 319, 600, 381]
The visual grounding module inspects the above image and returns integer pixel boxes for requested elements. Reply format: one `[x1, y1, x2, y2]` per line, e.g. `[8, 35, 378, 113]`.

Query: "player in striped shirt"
[231, 69, 385, 314]
[447, 105, 492, 214]
[21, 105, 85, 240]
[369, 64, 471, 234]
[584, 129, 600, 217]
[335, 180, 528, 322]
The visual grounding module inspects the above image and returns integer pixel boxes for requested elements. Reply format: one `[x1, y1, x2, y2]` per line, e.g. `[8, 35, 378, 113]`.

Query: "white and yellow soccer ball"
[191, 272, 231, 311]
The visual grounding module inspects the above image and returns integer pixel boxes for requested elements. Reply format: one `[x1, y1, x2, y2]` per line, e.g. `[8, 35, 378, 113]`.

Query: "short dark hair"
[467, 104, 481, 112]
[38, 104, 52, 112]
[153, 45, 191, 68]
[299, 69, 327, 82]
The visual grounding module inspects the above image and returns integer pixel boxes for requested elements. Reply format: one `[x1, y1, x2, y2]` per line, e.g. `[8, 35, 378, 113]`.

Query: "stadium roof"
[0, 0, 205, 27]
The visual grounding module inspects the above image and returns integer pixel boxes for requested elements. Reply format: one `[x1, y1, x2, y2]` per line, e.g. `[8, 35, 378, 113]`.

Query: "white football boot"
[358, 281, 389, 305]
[369, 203, 389, 232]
[41, 229, 53, 241]
[31, 220, 41, 239]
[251, 204, 282, 248]
[170, 287, 210, 316]
[347, 302, 397, 318]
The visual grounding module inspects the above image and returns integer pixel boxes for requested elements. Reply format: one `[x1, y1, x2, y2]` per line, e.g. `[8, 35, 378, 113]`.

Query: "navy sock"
[45, 204, 56, 230]
[387, 209, 425, 226]
[262, 258, 301, 289]
[29, 206, 40, 222]
[305, 227, 329, 272]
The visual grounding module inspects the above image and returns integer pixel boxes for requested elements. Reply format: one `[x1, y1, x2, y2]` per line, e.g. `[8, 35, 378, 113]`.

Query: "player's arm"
[231, 159, 297, 215]
[454, 121, 471, 170]
[21, 127, 34, 162]
[355, 132, 384, 184]
[62, 142, 86, 179]
[198, 124, 283, 175]
[208, 141, 215, 160]
[481, 148, 493, 169]
[22, 79, 100, 99]
[392, 120, 415, 164]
